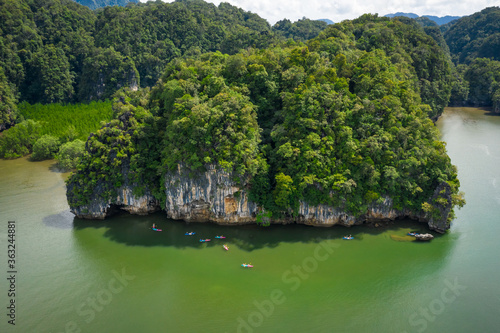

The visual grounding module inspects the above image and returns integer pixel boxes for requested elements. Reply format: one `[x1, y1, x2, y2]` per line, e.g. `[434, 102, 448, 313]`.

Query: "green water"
[1, 107, 500, 333]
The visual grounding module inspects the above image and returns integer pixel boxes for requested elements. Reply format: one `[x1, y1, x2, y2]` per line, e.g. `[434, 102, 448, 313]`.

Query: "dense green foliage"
[0, 66, 18, 130]
[78, 47, 139, 101]
[11, 0, 495, 113]
[382, 8, 500, 109]
[152, 55, 264, 177]
[448, 64, 469, 106]
[443, 7, 500, 107]
[24, 44, 75, 103]
[444, 7, 500, 64]
[67, 88, 162, 206]
[18, 101, 113, 141]
[67, 15, 464, 223]
[31, 134, 61, 160]
[56, 139, 85, 170]
[92, 0, 275, 87]
[313, 15, 453, 119]
[0, 119, 41, 158]
[0, 101, 112, 159]
[463, 58, 500, 108]
[272, 18, 328, 42]
[3, 0, 329, 106]
[0, 0, 96, 104]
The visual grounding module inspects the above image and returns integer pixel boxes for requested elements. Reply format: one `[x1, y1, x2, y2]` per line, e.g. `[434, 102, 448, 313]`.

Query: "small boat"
[407, 232, 420, 236]
[215, 235, 226, 239]
[185, 232, 196, 236]
[199, 239, 211, 243]
[241, 263, 253, 268]
[343, 236, 353, 240]
[152, 228, 162, 232]
[223, 244, 229, 251]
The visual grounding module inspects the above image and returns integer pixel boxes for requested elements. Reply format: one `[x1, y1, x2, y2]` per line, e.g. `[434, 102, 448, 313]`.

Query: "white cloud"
[148, 0, 499, 25]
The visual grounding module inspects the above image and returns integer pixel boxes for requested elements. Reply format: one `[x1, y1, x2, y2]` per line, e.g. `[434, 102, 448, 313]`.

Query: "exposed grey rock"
[415, 233, 434, 241]
[163, 165, 446, 231]
[164, 164, 257, 224]
[427, 182, 453, 233]
[68, 163, 453, 233]
[297, 196, 426, 227]
[68, 185, 159, 219]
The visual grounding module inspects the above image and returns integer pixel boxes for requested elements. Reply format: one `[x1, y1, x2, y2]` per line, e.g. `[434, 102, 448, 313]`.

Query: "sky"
[153, 0, 500, 25]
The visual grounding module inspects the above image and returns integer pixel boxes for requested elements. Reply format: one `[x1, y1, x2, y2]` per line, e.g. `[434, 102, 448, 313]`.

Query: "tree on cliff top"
[66, 15, 464, 225]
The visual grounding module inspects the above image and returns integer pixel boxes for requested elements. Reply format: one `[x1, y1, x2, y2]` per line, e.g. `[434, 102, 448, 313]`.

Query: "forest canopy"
[0, 0, 334, 130]
[67, 15, 464, 224]
[2, 0, 499, 121]
[0, 0, 331, 105]
[443, 6, 500, 108]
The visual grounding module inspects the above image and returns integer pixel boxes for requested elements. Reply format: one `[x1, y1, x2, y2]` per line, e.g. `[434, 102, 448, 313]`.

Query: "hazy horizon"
[141, 0, 498, 25]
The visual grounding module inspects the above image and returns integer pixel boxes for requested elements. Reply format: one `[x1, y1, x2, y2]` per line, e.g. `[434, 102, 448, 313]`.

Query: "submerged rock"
[415, 233, 435, 241]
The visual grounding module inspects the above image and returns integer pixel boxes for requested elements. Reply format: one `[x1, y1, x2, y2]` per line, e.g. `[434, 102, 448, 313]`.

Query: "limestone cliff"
[426, 182, 453, 233]
[68, 163, 452, 232]
[164, 164, 258, 224]
[68, 184, 159, 219]
[91, 70, 138, 101]
[162, 165, 451, 232]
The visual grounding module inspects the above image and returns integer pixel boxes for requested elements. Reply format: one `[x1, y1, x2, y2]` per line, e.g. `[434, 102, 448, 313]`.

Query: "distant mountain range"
[318, 19, 334, 25]
[72, 0, 138, 10]
[384, 12, 460, 25]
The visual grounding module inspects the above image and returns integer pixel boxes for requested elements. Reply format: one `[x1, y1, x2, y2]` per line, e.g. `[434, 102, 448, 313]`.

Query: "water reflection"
[43, 210, 75, 229]
[71, 211, 443, 251]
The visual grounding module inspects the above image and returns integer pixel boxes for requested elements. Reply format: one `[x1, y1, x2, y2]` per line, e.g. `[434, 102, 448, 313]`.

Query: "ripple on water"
[469, 143, 491, 156]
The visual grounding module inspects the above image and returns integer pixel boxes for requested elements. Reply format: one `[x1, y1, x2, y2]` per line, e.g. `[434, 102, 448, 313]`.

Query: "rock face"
[427, 182, 453, 233]
[163, 165, 450, 232]
[297, 201, 357, 226]
[69, 185, 159, 219]
[164, 164, 258, 224]
[296, 197, 425, 227]
[68, 164, 452, 233]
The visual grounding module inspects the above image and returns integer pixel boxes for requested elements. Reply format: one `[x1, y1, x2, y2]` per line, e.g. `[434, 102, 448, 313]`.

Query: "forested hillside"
[384, 13, 460, 26]
[314, 15, 454, 119]
[272, 18, 328, 42]
[0, 66, 17, 131]
[67, 15, 464, 226]
[444, 7, 500, 64]
[443, 6, 500, 109]
[0, 0, 331, 131]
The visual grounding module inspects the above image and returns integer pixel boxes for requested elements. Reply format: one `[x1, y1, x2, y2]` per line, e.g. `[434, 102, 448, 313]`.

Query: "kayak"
[223, 244, 229, 251]
[152, 228, 162, 232]
[199, 239, 211, 242]
[343, 236, 353, 240]
[241, 263, 253, 268]
[215, 235, 226, 239]
[185, 232, 196, 235]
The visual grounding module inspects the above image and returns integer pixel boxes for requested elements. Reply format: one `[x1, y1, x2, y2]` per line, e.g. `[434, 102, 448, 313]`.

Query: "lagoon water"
[1, 107, 500, 332]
